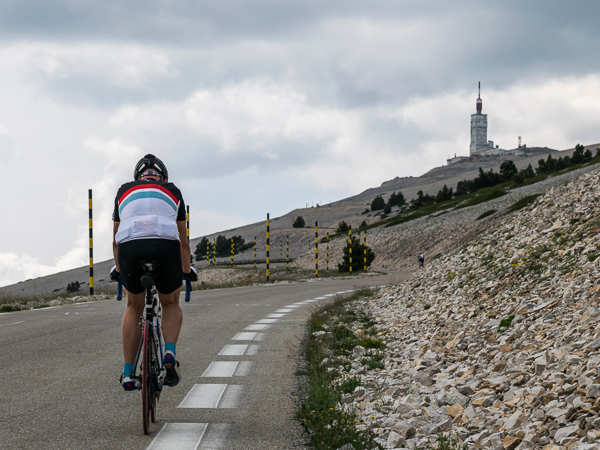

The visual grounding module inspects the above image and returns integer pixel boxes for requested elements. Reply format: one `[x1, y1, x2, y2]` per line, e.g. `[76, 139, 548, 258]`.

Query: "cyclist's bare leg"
[158, 287, 183, 345]
[122, 289, 145, 364]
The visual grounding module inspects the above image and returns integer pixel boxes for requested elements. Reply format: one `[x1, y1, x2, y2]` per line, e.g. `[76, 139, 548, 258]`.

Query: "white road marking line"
[179, 384, 243, 409]
[202, 361, 239, 377]
[219, 345, 248, 356]
[179, 384, 227, 408]
[253, 333, 266, 341]
[286, 304, 302, 308]
[266, 313, 286, 318]
[198, 423, 231, 449]
[234, 361, 253, 376]
[255, 318, 277, 324]
[232, 332, 257, 340]
[246, 344, 261, 355]
[0, 321, 25, 327]
[275, 308, 293, 313]
[244, 324, 270, 331]
[324, 294, 336, 297]
[147, 423, 207, 450]
[314, 297, 327, 300]
[292, 302, 306, 305]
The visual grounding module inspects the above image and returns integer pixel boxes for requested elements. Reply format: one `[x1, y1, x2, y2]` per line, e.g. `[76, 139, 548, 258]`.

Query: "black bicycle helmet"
[133, 154, 168, 180]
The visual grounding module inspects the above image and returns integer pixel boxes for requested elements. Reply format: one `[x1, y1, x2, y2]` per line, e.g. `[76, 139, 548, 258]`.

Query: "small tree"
[370, 195, 385, 211]
[435, 184, 453, 202]
[572, 144, 585, 164]
[292, 216, 305, 228]
[338, 240, 375, 272]
[383, 203, 392, 214]
[194, 237, 210, 262]
[388, 191, 406, 207]
[359, 220, 367, 228]
[67, 281, 81, 293]
[584, 149, 593, 163]
[336, 221, 350, 234]
[500, 160, 518, 180]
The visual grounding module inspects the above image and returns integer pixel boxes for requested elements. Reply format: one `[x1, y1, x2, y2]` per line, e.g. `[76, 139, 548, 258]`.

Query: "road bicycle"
[117, 261, 192, 435]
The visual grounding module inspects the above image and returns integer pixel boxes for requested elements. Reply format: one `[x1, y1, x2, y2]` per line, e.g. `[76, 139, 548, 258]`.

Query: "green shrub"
[194, 237, 210, 261]
[498, 315, 514, 332]
[476, 209, 497, 220]
[337, 240, 375, 272]
[66, 281, 80, 293]
[370, 195, 385, 211]
[292, 216, 305, 228]
[508, 194, 542, 212]
[383, 203, 391, 214]
[336, 220, 350, 234]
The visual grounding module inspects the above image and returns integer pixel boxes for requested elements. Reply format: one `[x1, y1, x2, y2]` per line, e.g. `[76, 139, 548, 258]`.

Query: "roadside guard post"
[266, 214, 270, 281]
[349, 226, 352, 274]
[286, 235, 289, 269]
[213, 238, 216, 265]
[206, 237, 209, 266]
[231, 238, 234, 265]
[254, 237, 257, 268]
[364, 230, 367, 271]
[88, 189, 93, 295]
[315, 221, 318, 278]
[326, 232, 329, 271]
[186, 205, 190, 243]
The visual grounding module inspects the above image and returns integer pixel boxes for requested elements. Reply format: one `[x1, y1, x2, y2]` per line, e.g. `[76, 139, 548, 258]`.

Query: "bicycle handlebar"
[115, 276, 191, 302]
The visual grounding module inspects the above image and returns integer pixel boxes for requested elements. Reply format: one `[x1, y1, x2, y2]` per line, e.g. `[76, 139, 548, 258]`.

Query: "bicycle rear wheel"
[142, 321, 154, 435]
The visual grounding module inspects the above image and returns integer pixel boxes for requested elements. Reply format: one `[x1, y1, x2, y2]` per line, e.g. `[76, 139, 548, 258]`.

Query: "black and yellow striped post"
[286, 235, 289, 270]
[280, 241, 282, 260]
[315, 221, 318, 278]
[349, 226, 352, 274]
[206, 238, 209, 266]
[363, 230, 367, 271]
[254, 237, 257, 268]
[326, 232, 329, 271]
[186, 205, 190, 243]
[266, 214, 270, 281]
[231, 238, 234, 265]
[88, 189, 93, 295]
[213, 238, 216, 265]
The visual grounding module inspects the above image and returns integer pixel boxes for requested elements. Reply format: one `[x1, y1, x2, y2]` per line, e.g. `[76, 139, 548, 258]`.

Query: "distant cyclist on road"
[110, 154, 197, 390]
[418, 253, 424, 268]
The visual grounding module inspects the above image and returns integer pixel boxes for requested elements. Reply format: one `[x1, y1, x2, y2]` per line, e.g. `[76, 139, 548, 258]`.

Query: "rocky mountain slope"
[339, 164, 600, 449]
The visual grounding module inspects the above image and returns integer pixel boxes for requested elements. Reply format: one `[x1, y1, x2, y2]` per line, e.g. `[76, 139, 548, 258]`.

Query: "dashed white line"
[314, 297, 327, 300]
[178, 384, 244, 409]
[201, 361, 253, 378]
[219, 344, 247, 356]
[255, 318, 277, 324]
[0, 320, 25, 327]
[266, 313, 286, 318]
[232, 332, 258, 340]
[275, 308, 294, 313]
[244, 324, 270, 331]
[324, 294, 336, 297]
[285, 305, 302, 308]
[147, 423, 207, 450]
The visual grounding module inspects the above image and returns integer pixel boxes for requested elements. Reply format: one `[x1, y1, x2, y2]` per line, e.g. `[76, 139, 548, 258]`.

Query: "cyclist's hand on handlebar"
[184, 267, 198, 282]
[110, 265, 120, 282]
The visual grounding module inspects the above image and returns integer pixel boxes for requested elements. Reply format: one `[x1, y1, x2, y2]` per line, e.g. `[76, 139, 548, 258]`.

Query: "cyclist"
[110, 154, 197, 390]
[418, 253, 424, 268]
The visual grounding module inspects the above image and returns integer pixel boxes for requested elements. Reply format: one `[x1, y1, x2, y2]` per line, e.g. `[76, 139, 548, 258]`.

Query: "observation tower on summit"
[470, 82, 488, 156]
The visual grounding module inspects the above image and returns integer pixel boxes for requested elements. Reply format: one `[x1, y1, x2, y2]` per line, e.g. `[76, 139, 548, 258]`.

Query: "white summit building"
[446, 82, 523, 165]
[470, 82, 491, 155]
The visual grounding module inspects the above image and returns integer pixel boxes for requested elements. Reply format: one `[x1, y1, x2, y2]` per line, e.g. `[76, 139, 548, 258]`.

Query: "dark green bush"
[292, 216, 305, 228]
[66, 281, 80, 293]
[370, 195, 385, 211]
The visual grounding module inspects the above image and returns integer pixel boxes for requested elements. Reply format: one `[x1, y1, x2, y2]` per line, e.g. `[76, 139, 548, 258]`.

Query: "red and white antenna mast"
[476, 82, 482, 114]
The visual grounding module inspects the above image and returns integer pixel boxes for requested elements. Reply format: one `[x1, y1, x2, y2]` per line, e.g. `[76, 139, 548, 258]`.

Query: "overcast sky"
[1, 1, 599, 287]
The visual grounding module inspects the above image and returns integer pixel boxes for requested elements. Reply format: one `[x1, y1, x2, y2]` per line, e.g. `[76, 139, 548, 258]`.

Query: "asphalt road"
[0, 272, 408, 450]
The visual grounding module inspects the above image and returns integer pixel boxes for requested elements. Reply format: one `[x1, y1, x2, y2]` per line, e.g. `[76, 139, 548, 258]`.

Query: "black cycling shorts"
[118, 239, 182, 295]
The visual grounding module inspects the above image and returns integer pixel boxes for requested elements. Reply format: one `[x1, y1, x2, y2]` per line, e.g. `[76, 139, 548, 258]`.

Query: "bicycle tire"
[142, 321, 152, 435]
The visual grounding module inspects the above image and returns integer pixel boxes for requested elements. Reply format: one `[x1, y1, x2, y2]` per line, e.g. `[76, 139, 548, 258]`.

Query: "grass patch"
[498, 315, 514, 332]
[507, 194, 543, 213]
[455, 188, 506, 209]
[296, 290, 384, 450]
[476, 209, 497, 221]
[0, 304, 23, 313]
[411, 283, 421, 291]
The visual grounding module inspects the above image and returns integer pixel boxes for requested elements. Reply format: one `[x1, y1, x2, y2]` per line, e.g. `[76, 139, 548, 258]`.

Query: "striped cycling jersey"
[113, 180, 186, 244]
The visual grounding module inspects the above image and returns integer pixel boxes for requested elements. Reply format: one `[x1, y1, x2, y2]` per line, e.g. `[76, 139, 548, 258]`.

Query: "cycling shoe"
[163, 350, 181, 387]
[120, 375, 136, 391]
